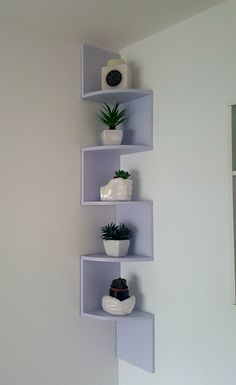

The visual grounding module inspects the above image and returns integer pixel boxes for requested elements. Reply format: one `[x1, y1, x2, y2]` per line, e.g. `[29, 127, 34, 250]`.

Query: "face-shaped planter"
[100, 178, 132, 201]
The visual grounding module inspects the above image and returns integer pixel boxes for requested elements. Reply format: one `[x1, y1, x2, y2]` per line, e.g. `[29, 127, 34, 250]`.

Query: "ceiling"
[0, 0, 226, 49]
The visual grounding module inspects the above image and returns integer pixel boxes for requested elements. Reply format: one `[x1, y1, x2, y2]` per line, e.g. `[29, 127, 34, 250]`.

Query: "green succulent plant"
[101, 222, 133, 240]
[96, 101, 126, 130]
[111, 278, 128, 289]
[113, 169, 131, 179]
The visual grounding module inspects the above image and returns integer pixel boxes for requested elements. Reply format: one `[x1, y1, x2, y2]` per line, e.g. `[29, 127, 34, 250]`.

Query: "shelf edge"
[82, 88, 153, 99]
[81, 309, 154, 322]
[81, 254, 154, 262]
[81, 145, 153, 153]
[81, 200, 153, 206]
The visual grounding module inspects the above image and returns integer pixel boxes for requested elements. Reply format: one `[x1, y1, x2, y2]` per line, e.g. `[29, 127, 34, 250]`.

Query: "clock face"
[106, 70, 122, 87]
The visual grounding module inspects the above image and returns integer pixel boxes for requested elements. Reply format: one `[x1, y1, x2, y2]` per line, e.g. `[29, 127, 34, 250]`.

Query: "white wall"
[120, 1, 236, 384]
[0, 18, 118, 385]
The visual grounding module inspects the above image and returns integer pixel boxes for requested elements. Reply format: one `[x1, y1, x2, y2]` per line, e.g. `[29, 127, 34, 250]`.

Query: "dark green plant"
[101, 222, 133, 240]
[111, 277, 128, 289]
[96, 101, 126, 130]
[113, 169, 131, 179]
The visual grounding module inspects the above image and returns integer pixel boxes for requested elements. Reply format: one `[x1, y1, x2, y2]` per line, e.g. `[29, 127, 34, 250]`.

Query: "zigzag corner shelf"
[80, 43, 155, 373]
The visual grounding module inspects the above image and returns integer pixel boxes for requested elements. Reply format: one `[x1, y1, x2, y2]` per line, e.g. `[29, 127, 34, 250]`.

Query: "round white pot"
[101, 129, 123, 145]
[100, 178, 132, 201]
[102, 295, 136, 315]
[103, 239, 130, 257]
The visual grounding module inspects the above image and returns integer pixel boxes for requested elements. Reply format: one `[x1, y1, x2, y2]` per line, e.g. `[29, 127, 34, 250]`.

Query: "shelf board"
[82, 89, 153, 103]
[233, 171, 236, 176]
[81, 145, 152, 155]
[81, 200, 153, 206]
[81, 308, 153, 321]
[81, 254, 153, 262]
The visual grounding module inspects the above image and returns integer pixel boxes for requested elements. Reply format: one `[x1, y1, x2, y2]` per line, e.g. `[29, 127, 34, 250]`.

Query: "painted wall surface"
[120, 1, 236, 384]
[0, 18, 117, 385]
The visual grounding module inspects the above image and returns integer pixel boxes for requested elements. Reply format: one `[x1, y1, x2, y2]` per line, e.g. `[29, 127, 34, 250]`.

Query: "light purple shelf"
[81, 200, 153, 206]
[117, 315, 155, 373]
[82, 304, 155, 372]
[80, 43, 155, 373]
[81, 256, 155, 372]
[82, 89, 153, 103]
[81, 254, 153, 262]
[81, 308, 153, 321]
[82, 145, 152, 155]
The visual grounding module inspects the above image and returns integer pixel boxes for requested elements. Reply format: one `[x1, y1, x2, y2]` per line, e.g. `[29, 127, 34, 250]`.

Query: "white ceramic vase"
[103, 239, 130, 257]
[102, 295, 136, 315]
[101, 129, 123, 145]
[100, 178, 132, 201]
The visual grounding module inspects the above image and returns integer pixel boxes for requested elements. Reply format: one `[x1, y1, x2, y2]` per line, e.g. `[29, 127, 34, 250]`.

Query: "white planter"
[100, 178, 132, 201]
[103, 239, 130, 257]
[101, 129, 123, 145]
[102, 295, 136, 315]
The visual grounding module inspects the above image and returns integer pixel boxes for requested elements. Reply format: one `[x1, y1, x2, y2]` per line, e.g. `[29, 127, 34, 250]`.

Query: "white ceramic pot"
[102, 295, 136, 315]
[101, 129, 123, 145]
[100, 178, 132, 201]
[103, 239, 130, 257]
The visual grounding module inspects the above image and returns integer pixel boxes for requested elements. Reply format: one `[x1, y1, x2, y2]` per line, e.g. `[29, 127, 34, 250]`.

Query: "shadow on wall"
[128, 273, 144, 309]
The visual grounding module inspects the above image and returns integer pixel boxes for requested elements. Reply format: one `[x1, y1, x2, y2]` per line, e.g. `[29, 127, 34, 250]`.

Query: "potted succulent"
[97, 101, 127, 145]
[102, 277, 136, 315]
[101, 222, 133, 257]
[114, 170, 130, 179]
[109, 278, 130, 301]
[100, 169, 132, 201]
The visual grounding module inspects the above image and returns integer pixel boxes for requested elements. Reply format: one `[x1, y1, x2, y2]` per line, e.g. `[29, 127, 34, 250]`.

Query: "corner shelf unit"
[80, 43, 155, 373]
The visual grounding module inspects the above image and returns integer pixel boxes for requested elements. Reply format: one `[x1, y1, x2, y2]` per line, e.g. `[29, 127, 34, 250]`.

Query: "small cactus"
[111, 278, 128, 289]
